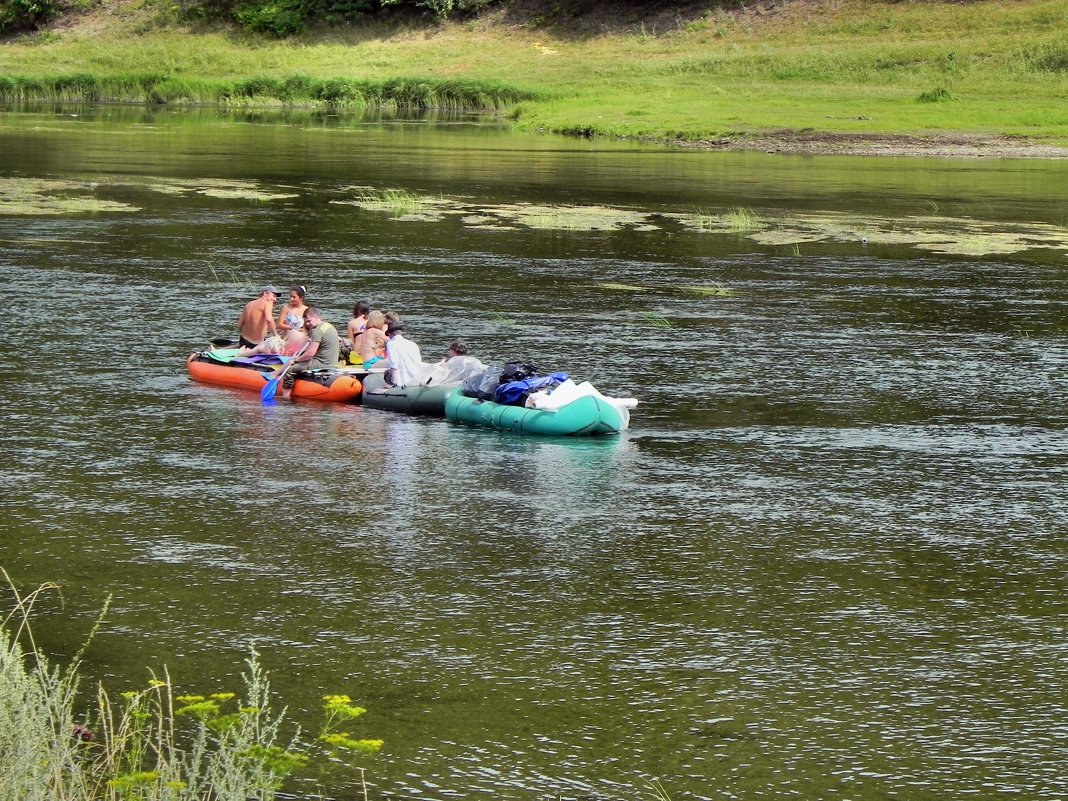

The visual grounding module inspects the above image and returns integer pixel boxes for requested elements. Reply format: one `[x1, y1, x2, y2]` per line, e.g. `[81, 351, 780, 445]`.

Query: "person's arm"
[278, 305, 291, 331]
[261, 301, 279, 337]
[298, 339, 320, 363]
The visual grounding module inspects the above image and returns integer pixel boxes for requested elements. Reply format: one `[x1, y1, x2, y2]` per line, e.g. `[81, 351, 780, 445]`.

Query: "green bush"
[0, 0, 60, 33]
[917, 86, 954, 103]
[234, 0, 308, 35]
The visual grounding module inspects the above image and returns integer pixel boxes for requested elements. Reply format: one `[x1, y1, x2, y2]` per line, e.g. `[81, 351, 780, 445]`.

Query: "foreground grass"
[0, 0, 1066, 145]
[1, 576, 381, 801]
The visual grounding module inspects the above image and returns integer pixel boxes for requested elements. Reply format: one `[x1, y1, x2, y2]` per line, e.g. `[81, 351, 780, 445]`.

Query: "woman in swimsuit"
[278, 286, 308, 334]
[354, 310, 388, 367]
[346, 299, 370, 353]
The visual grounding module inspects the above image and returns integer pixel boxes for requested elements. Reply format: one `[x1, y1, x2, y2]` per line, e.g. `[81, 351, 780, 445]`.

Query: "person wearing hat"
[237, 286, 280, 348]
[383, 320, 424, 388]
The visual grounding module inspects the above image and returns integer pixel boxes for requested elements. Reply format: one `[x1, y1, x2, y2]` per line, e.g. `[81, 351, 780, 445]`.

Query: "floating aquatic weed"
[394, 211, 447, 222]
[198, 188, 299, 201]
[142, 178, 298, 201]
[0, 177, 140, 215]
[482, 203, 651, 232]
[748, 229, 827, 245]
[737, 211, 1068, 257]
[489, 311, 514, 326]
[915, 235, 1039, 256]
[644, 313, 673, 328]
[687, 284, 733, 297]
[209, 265, 251, 286]
[461, 214, 499, 225]
[599, 282, 646, 292]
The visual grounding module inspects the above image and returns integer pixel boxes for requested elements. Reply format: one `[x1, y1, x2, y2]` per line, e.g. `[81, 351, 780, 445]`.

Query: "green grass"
[352, 187, 442, 214]
[724, 207, 761, 232]
[0, 0, 1066, 145]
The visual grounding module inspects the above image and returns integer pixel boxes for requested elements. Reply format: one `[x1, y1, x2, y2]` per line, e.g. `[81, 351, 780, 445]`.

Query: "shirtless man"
[237, 286, 280, 348]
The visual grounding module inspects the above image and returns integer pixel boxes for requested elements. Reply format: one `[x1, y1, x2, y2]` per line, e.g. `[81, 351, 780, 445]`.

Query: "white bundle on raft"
[525, 378, 638, 429]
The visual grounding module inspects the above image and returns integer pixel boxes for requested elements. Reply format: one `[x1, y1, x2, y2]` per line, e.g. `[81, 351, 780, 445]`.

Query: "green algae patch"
[686, 284, 734, 297]
[734, 212, 1068, 257]
[486, 204, 651, 231]
[0, 178, 140, 215]
[332, 188, 657, 232]
[145, 178, 298, 201]
[198, 188, 299, 201]
[327, 185, 1068, 258]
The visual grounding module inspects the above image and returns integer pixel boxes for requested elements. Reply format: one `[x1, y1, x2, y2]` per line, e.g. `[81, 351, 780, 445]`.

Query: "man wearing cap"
[237, 286, 280, 348]
[383, 320, 424, 387]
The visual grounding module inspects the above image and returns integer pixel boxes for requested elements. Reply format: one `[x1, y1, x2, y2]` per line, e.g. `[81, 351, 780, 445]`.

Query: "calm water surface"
[1, 107, 1067, 801]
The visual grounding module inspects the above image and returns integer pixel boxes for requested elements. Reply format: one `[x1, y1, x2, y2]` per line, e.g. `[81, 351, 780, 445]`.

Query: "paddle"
[260, 342, 311, 402]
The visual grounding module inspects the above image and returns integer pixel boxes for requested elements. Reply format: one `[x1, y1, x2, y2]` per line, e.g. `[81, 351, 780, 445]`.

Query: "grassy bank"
[0, 0, 1066, 147]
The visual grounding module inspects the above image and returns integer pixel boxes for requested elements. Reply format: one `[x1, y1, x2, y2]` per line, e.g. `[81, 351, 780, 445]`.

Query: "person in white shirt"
[383, 321, 424, 387]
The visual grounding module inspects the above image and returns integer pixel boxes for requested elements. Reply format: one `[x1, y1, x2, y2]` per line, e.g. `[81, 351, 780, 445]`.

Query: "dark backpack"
[499, 362, 537, 383]
[461, 367, 504, 400]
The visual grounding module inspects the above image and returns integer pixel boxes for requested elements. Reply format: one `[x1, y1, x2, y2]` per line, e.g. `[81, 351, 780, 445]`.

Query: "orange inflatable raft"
[187, 351, 364, 403]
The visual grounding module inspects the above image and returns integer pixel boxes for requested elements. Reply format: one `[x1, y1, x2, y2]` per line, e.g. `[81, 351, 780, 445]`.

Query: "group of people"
[236, 285, 469, 388]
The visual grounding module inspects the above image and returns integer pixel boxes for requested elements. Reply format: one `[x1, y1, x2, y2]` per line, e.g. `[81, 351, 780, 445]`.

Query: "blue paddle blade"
[261, 376, 281, 402]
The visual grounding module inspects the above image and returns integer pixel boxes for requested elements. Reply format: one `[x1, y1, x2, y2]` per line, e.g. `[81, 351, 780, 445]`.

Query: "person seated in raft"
[237, 286, 280, 348]
[238, 325, 308, 358]
[277, 285, 308, 335]
[347, 299, 370, 343]
[418, 338, 484, 386]
[445, 339, 468, 361]
[290, 307, 340, 372]
[353, 310, 388, 368]
[381, 320, 424, 388]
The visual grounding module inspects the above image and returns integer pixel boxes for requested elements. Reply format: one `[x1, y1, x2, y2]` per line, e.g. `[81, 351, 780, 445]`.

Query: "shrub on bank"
[0, 0, 60, 34]
[0, 577, 381, 801]
[182, 0, 500, 36]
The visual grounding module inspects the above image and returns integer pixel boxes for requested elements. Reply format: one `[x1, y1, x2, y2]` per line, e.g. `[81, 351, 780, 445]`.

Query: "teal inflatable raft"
[445, 392, 629, 436]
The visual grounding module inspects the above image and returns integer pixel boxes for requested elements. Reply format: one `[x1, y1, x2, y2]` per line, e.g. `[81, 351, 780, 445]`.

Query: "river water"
[1, 106, 1067, 801]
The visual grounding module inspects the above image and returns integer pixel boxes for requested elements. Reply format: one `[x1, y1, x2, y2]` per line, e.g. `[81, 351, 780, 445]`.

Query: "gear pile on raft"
[187, 285, 637, 437]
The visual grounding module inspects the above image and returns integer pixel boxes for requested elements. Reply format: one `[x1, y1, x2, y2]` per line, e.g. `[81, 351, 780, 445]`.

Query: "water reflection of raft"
[360, 372, 457, 416]
[444, 392, 629, 436]
[186, 351, 364, 403]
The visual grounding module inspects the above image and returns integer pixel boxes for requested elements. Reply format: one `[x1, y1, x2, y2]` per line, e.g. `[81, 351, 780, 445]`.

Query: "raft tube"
[445, 392, 627, 436]
[360, 372, 458, 416]
[186, 352, 364, 403]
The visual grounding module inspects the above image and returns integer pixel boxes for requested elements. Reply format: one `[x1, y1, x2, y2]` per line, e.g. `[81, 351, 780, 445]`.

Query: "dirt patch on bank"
[667, 130, 1068, 159]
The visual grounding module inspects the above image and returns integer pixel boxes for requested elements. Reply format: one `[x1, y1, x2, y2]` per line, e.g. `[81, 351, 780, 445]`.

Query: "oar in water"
[260, 342, 311, 402]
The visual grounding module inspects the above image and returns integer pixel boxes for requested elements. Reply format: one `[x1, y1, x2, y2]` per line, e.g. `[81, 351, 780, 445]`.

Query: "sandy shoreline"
[668, 131, 1068, 159]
